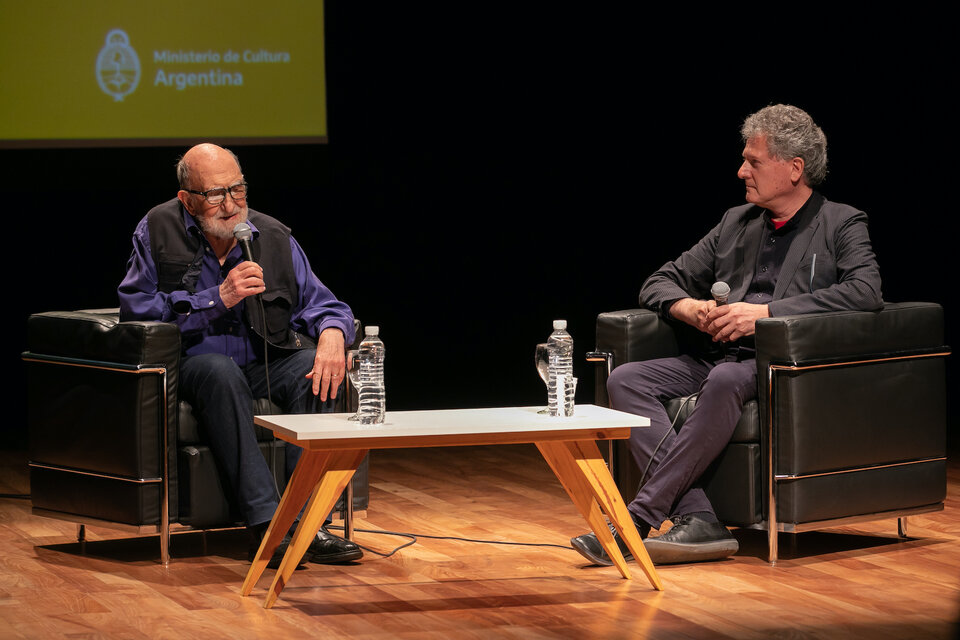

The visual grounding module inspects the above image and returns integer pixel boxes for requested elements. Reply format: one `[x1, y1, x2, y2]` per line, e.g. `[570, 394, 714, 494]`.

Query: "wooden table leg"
[536, 441, 633, 580]
[264, 448, 368, 609]
[564, 439, 661, 591]
[242, 449, 333, 596]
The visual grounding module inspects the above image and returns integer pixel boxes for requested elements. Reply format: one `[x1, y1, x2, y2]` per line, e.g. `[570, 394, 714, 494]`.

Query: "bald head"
[176, 143, 243, 190]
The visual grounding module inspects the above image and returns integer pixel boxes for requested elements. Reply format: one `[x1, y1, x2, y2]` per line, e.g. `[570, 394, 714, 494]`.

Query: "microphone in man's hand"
[711, 281, 730, 306]
[233, 222, 255, 263]
[233, 221, 263, 302]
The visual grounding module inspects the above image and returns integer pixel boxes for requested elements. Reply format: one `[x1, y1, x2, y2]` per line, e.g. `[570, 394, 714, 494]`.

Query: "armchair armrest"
[754, 302, 949, 466]
[592, 308, 717, 406]
[590, 310, 674, 406]
[595, 309, 680, 366]
[755, 302, 947, 368]
[752, 303, 949, 534]
[26, 308, 180, 367]
[755, 302, 948, 506]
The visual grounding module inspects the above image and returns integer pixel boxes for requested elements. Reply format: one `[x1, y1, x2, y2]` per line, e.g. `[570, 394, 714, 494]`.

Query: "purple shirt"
[118, 206, 355, 366]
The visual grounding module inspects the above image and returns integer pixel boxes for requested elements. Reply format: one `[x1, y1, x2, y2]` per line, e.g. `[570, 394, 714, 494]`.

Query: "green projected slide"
[0, 1, 327, 147]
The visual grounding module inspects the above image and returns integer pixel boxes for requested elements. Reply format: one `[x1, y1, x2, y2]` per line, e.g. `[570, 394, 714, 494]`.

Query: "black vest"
[146, 198, 314, 353]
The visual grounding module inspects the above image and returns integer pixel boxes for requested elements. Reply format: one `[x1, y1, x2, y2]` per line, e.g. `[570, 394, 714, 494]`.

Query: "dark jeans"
[607, 353, 757, 529]
[180, 349, 335, 528]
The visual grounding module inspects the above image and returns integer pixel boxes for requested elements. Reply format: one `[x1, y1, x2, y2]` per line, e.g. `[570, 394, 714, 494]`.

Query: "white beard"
[196, 206, 249, 241]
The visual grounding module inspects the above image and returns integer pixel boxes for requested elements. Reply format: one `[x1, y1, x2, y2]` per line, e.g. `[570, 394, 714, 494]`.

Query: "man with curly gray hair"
[571, 104, 882, 567]
[741, 103, 828, 187]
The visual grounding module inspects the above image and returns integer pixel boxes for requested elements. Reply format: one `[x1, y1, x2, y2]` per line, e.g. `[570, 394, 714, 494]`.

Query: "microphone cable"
[252, 292, 281, 501]
[635, 394, 697, 495]
[233, 222, 280, 499]
[323, 524, 576, 559]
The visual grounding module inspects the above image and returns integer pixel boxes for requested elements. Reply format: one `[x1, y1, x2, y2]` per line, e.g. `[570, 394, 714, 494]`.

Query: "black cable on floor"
[324, 524, 575, 559]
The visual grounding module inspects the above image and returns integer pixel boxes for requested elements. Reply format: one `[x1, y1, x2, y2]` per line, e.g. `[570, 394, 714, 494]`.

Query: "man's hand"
[705, 302, 770, 342]
[305, 328, 346, 401]
[669, 298, 717, 332]
[219, 261, 265, 309]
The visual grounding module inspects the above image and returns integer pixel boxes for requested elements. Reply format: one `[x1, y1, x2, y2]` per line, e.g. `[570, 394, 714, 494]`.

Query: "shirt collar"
[765, 191, 823, 233]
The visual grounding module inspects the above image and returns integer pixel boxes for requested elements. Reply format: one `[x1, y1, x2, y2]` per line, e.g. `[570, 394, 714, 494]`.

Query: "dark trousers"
[180, 349, 331, 528]
[607, 353, 757, 529]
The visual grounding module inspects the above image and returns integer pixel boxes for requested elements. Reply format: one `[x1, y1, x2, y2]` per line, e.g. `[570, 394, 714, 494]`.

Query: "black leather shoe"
[247, 531, 306, 570]
[642, 514, 738, 564]
[307, 527, 363, 564]
[570, 520, 649, 567]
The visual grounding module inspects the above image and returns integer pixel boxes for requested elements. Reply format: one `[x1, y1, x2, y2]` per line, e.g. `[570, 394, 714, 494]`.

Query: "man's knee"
[702, 361, 757, 403]
[182, 353, 251, 400]
[607, 363, 633, 407]
[287, 349, 317, 388]
[607, 362, 657, 409]
[257, 349, 320, 414]
[184, 352, 244, 377]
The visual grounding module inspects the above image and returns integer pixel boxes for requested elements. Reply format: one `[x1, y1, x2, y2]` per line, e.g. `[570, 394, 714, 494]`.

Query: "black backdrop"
[3, 7, 954, 446]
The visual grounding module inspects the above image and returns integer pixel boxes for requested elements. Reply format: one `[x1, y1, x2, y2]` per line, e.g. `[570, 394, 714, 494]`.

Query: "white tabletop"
[254, 404, 650, 450]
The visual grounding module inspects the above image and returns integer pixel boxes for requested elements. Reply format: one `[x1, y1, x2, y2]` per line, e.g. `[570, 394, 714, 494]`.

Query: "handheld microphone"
[233, 221, 262, 301]
[233, 222, 255, 263]
[711, 281, 730, 306]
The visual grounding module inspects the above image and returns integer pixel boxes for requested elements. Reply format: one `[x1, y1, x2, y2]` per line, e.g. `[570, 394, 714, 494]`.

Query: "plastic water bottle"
[357, 326, 385, 424]
[547, 320, 574, 417]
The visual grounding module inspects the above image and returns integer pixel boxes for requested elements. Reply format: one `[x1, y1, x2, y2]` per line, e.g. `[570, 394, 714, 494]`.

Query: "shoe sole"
[642, 538, 738, 565]
[267, 558, 308, 570]
[308, 549, 364, 564]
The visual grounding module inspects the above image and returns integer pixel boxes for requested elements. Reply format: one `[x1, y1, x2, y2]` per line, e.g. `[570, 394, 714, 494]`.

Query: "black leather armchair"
[589, 302, 949, 563]
[23, 308, 369, 564]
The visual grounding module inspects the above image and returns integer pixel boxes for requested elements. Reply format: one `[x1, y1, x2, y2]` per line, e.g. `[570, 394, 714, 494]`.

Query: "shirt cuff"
[317, 318, 353, 344]
[170, 286, 223, 316]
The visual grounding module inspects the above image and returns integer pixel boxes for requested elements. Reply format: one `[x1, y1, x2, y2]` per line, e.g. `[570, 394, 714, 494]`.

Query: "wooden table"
[241, 405, 662, 607]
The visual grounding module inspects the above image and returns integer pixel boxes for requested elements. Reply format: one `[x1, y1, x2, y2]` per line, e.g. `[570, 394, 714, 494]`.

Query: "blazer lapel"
[731, 213, 765, 302]
[774, 205, 823, 299]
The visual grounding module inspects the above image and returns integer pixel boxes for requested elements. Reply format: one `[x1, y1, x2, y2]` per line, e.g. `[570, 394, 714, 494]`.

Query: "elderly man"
[119, 143, 362, 565]
[571, 104, 883, 565]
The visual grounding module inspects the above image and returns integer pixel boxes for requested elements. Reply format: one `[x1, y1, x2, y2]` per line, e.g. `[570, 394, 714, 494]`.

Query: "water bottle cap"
[365, 325, 379, 335]
[553, 319, 567, 330]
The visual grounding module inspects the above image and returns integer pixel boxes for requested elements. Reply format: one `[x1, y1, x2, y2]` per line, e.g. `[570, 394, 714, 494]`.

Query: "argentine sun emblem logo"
[96, 29, 140, 101]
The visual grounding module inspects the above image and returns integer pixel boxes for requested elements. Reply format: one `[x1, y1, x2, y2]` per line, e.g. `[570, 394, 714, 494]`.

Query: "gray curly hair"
[741, 104, 828, 186]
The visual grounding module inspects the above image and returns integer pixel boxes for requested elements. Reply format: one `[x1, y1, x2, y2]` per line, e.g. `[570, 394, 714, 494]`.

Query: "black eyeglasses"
[185, 182, 248, 205]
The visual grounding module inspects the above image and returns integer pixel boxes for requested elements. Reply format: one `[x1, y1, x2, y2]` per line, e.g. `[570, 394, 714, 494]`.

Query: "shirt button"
[208, 300, 215, 306]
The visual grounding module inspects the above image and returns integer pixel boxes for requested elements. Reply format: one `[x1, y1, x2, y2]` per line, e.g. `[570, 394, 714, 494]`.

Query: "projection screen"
[0, 1, 328, 147]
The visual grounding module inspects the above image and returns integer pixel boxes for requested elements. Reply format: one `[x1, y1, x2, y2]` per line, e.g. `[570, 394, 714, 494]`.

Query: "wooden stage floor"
[2, 443, 958, 639]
